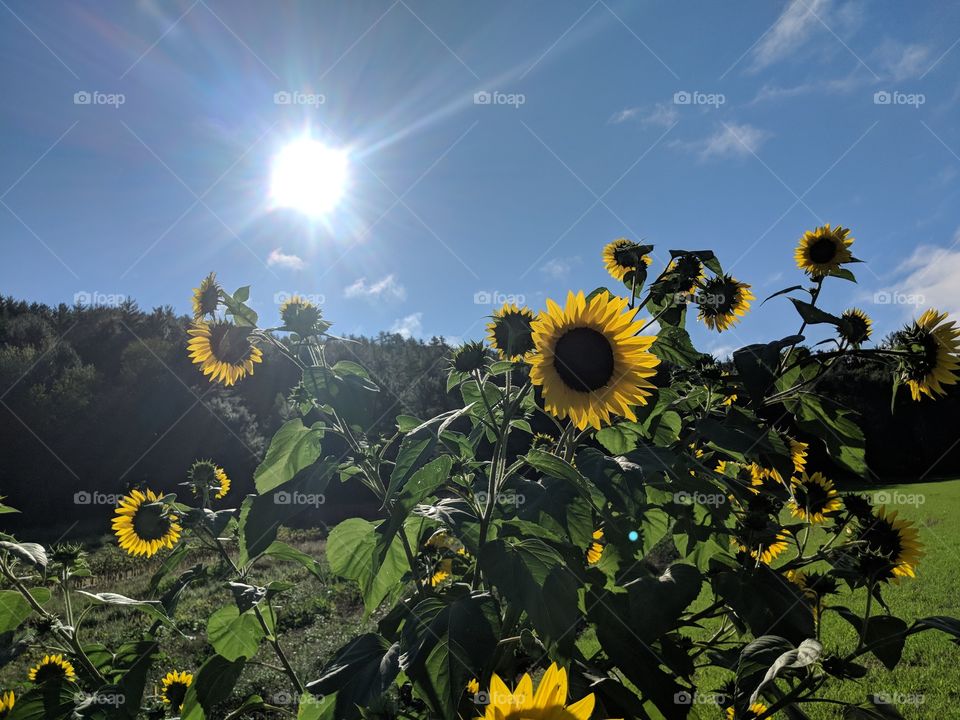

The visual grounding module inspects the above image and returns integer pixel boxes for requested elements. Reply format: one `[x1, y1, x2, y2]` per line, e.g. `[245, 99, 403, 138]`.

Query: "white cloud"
[875, 40, 931, 82]
[674, 123, 772, 161]
[266, 248, 305, 270]
[885, 237, 960, 318]
[709, 344, 736, 361]
[609, 102, 678, 127]
[751, 0, 831, 71]
[391, 312, 423, 339]
[540, 256, 580, 279]
[344, 274, 407, 302]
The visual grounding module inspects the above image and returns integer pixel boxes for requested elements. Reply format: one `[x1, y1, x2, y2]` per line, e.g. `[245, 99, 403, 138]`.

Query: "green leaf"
[254, 419, 324, 494]
[207, 605, 266, 661]
[748, 638, 822, 704]
[784, 394, 867, 476]
[651, 326, 700, 367]
[761, 285, 804, 305]
[77, 591, 173, 627]
[790, 298, 844, 326]
[385, 430, 437, 500]
[296, 692, 338, 720]
[221, 287, 258, 326]
[180, 654, 247, 720]
[5, 682, 77, 720]
[835, 609, 908, 670]
[0, 588, 50, 633]
[263, 541, 324, 580]
[305, 634, 400, 720]
[0, 541, 47, 569]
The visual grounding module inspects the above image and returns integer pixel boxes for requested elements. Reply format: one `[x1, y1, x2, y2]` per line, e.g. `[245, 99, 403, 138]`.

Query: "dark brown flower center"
[165, 682, 188, 708]
[808, 236, 838, 264]
[860, 517, 904, 560]
[553, 328, 614, 392]
[133, 502, 172, 541]
[492, 313, 534, 357]
[34, 662, 67, 682]
[209, 324, 254, 364]
[794, 481, 832, 514]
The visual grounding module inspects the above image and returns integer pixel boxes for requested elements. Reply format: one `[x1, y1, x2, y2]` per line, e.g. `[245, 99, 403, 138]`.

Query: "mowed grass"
[684, 477, 960, 719]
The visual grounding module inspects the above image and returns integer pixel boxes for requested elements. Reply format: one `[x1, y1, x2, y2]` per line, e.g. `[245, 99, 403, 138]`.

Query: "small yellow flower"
[0, 690, 14, 717]
[794, 224, 854, 277]
[726, 702, 769, 719]
[586, 529, 604, 564]
[160, 670, 193, 709]
[466, 678, 480, 696]
[789, 472, 842, 524]
[28, 654, 76, 683]
[430, 558, 453, 587]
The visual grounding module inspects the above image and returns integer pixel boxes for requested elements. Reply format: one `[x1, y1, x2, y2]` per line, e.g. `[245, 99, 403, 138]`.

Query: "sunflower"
[529, 291, 660, 430]
[857, 506, 923, 581]
[425, 531, 467, 556]
[112, 489, 182, 558]
[160, 670, 193, 709]
[187, 320, 263, 386]
[28, 654, 76, 683]
[191, 272, 221, 320]
[894, 309, 960, 401]
[665, 254, 704, 294]
[786, 569, 838, 625]
[530, 432, 559, 451]
[452, 341, 488, 373]
[487, 304, 536, 361]
[696, 275, 754, 332]
[466, 678, 481, 696]
[586, 529, 604, 564]
[789, 472, 842, 523]
[279, 295, 326, 336]
[735, 522, 791, 565]
[0, 691, 13, 717]
[726, 702, 769, 719]
[839, 308, 872, 347]
[794, 224, 854, 276]
[188, 459, 231, 500]
[603, 237, 652, 282]
[473, 662, 605, 720]
[430, 558, 453, 586]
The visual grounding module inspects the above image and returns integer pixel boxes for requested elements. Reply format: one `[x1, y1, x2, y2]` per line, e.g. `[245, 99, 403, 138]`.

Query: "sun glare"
[270, 137, 348, 217]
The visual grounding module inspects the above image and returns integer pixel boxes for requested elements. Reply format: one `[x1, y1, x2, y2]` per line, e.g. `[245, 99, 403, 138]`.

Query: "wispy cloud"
[391, 312, 423, 339]
[266, 248, 305, 270]
[344, 274, 407, 302]
[673, 123, 772, 161]
[875, 40, 931, 82]
[751, 0, 831, 71]
[540, 256, 580, 279]
[882, 234, 960, 318]
[609, 102, 678, 127]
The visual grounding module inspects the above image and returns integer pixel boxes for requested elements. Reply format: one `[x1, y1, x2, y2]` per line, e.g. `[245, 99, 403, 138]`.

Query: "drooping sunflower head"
[696, 275, 754, 332]
[188, 459, 231, 500]
[842, 493, 874, 522]
[0, 690, 12, 717]
[790, 472, 842, 524]
[789, 438, 808, 474]
[451, 341, 488, 373]
[726, 702, 769, 719]
[191, 272, 222, 320]
[838, 308, 872, 347]
[28, 654, 76, 683]
[486, 304, 536, 361]
[473, 662, 603, 720]
[735, 517, 790, 565]
[425, 531, 466, 556]
[112, 489, 182, 558]
[187, 320, 263, 387]
[529, 291, 660, 430]
[160, 670, 193, 709]
[603, 237, 653, 282]
[857, 506, 923, 582]
[529, 432, 559, 452]
[893, 309, 960, 401]
[665, 254, 705, 294]
[279, 295, 327, 336]
[794, 224, 854, 277]
[586, 528, 604, 565]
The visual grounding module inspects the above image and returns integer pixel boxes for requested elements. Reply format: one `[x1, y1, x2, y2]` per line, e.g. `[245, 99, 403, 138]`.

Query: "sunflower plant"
[2, 229, 960, 719]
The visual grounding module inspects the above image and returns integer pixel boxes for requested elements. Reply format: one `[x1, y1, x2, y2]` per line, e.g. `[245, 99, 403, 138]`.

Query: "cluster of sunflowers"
[3, 223, 960, 720]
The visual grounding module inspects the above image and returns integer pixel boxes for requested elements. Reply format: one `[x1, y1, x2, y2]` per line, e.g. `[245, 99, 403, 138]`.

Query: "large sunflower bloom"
[789, 472, 842, 524]
[112, 489, 182, 558]
[603, 238, 652, 282]
[735, 523, 790, 565]
[191, 272, 221, 320]
[529, 291, 659, 430]
[473, 662, 604, 720]
[858, 506, 923, 581]
[28, 655, 76, 683]
[895, 309, 960, 401]
[487, 303, 536, 361]
[160, 670, 193, 709]
[696, 275, 754, 332]
[794, 224, 854, 276]
[839, 308, 872, 347]
[0, 690, 12, 717]
[187, 320, 263, 386]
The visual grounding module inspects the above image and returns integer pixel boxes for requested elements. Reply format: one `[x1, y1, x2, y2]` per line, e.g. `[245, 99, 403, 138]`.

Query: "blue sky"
[2, 0, 959, 357]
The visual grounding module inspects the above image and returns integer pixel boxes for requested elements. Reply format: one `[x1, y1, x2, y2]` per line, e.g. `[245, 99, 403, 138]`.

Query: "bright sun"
[270, 137, 348, 217]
